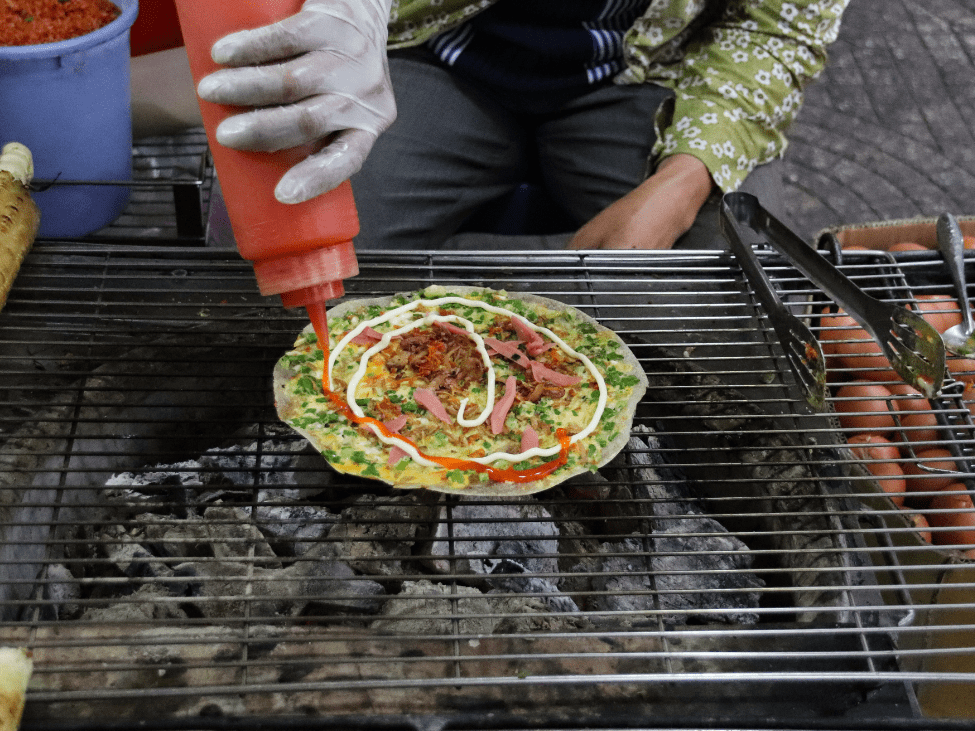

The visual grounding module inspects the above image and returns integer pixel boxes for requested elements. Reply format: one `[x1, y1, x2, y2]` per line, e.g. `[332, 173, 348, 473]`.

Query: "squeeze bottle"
[171, 0, 359, 326]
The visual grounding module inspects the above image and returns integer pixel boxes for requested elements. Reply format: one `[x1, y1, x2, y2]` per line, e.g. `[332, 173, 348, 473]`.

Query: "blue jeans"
[351, 47, 786, 251]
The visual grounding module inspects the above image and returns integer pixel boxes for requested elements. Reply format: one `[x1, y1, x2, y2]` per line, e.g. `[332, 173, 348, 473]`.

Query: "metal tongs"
[719, 194, 828, 410]
[720, 192, 947, 402]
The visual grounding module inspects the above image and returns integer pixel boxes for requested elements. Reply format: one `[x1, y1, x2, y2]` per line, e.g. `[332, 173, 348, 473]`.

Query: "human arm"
[621, 0, 850, 192]
[194, 0, 396, 204]
[570, 0, 848, 250]
[568, 154, 714, 250]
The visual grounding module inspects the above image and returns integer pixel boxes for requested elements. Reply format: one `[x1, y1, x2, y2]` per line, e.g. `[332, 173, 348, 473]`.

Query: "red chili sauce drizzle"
[307, 307, 572, 484]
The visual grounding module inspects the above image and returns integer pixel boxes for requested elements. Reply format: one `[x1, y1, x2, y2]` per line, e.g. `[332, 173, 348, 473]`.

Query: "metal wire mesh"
[0, 244, 973, 730]
[32, 130, 213, 244]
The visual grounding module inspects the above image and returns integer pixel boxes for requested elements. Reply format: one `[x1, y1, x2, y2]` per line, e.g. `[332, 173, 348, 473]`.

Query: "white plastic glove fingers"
[196, 0, 396, 204]
[215, 94, 348, 151]
[213, 54, 395, 151]
[199, 31, 371, 107]
[210, 0, 389, 68]
[274, 129, 377, 204]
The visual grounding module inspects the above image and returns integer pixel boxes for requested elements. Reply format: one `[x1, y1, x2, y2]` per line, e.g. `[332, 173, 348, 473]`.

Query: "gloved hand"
[195, 0, 396, 204]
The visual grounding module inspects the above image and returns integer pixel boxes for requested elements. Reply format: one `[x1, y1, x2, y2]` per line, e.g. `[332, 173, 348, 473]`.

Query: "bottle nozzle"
[252, 239, 358, 305]
[279, 280, 345, 309]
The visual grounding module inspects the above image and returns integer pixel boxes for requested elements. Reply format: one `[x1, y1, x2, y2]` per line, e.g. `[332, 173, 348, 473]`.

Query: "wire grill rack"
[32, 130, 214, 244]
[1, 243, 973, 730]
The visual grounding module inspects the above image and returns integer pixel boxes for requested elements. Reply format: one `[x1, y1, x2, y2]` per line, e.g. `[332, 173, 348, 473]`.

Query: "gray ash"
[45, 424, 771, 633]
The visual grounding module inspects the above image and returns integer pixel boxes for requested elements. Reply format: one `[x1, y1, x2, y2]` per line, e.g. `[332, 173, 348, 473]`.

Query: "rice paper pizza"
[273, 285, 648, 496]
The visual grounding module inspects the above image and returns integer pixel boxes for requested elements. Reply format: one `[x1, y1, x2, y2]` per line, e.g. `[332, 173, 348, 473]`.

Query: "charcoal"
[199, 442, 298, 487]
[256, 487, 303, 502]
[589, 434, 764, 625]
[739, 440, 859, 616]
[201, 506, 281, 568]
[502, 487, 602, 603]
[328, 494, 439, 576]
[254, 501, 336, 557]
[105, 460, 210, 512]
[487, 576, 579, 614]
[135, 513, 213, 558]
[44, 563, 82, 620]
[651, 525, 763, 625]
[102, 524, 176, 580]
[488, 593, 589, 634]
[595, 536, 761, 625]
[593, 540, 656, 615]
[638, 357, 866, 621]
[106, 461, 205, 489]
[80, 584, 188, 623]
[172, 560, 307, 618]
[175, 547, 384, 619]
[421, 499, 579, 609]
[370, 579, 498, 636]
[140, 514, 212, 559]
[296, 548, 386, 615]
[103, 440, 306, 514]
[424, 500, 560, 577]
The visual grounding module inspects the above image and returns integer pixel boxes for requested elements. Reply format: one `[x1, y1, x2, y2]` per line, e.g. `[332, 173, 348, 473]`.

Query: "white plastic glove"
[195, 0, 396, 204]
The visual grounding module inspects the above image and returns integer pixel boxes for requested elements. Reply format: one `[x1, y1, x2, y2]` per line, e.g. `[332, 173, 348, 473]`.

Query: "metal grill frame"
[1, 244, 973, 730]
[32, 131, 214, 245]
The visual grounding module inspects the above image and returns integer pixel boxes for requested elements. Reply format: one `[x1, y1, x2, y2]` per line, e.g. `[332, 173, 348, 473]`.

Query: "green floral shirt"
[387, 0, 849, 192]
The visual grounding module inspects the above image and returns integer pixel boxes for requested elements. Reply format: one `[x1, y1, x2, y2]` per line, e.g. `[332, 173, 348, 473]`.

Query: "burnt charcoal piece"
[174, 547, 385, 620]
[592, 432, 764, 625]
[420, 499, 578, 612]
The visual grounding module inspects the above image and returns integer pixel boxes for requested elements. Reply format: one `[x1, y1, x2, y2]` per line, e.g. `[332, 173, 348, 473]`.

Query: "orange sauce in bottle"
[173, 0, 359, 306]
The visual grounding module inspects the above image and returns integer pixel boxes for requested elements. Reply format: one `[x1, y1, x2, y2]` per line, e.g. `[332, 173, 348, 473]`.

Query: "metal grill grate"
[33, 131, 214, 244]
[1, 245, 973, 730]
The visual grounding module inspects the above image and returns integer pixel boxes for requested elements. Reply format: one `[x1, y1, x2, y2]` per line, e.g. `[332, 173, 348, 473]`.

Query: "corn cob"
[0, 647, 32, 731]
[0, 142, 41, 313]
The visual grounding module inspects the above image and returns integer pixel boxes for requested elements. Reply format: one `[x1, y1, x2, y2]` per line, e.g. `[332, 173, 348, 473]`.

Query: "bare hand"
[568, 154, 715, 250]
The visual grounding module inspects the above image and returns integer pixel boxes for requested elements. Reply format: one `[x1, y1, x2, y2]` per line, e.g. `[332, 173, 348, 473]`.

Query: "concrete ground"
[780, 0, 975, 240]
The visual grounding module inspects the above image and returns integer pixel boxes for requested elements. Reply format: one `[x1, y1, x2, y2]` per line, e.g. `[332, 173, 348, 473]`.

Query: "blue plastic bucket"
[0, 0, 139, 238]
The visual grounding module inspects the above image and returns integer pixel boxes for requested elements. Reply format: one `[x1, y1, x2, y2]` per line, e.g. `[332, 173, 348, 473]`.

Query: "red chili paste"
[2, 0, 121, 46]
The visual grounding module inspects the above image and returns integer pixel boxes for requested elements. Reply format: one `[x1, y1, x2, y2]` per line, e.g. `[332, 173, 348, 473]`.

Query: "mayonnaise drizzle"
[327, 295, 608, 468]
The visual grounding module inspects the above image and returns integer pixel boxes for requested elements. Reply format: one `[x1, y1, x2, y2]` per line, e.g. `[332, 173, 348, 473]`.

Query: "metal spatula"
[721, 193, 946, 399]
[719, 198, 827, 410]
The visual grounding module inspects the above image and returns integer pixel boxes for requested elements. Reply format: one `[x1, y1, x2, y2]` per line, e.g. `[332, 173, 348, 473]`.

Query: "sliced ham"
[482, 337, 531, 368]
[490, 375, 518, 435]
[520, 425, 539, 453]
[511, 315, 550, 356]
[350, 326, 386, 345]
[387, 444, 409, 467]
[383, 416, 411, 466]
[414, 388, 452, 424]
[383, 414, 408, 434]
[433, 320, 470, 338]
[529, 360, 582, 386]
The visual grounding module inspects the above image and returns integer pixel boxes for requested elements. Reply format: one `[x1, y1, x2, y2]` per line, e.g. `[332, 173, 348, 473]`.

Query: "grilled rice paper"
[274, 285, 648, 496]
